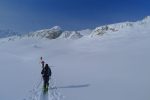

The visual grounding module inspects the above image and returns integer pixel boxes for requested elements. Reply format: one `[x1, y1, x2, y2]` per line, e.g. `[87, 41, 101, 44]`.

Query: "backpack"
[43, 67, 51, 77]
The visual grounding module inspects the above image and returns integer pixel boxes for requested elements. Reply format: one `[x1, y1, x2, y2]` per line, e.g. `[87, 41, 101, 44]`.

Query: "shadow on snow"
[50, 84, 90, 90]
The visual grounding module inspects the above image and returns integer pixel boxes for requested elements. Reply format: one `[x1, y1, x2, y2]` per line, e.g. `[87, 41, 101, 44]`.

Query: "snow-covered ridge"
[23, 26, 85, 40]
[0, 16, 150, 41]
[90, 22, 134, 37]
[23, 15, 150, 39]
[59, 31, 83, 39]
[27, 26, 62, 39]
[91, 16, 150, 37]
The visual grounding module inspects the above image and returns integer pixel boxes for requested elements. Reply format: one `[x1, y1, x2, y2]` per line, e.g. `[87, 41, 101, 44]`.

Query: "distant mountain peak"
[141, 16, 150, 23]
[27, 26, 63, 39]
[51, 26, 62, 30]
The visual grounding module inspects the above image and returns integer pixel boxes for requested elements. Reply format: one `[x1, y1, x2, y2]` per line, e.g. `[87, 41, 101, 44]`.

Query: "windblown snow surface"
[0, 19, 150, 100]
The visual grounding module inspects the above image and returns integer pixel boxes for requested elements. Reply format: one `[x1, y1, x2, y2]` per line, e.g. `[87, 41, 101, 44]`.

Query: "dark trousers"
[43, 76, 49, 88]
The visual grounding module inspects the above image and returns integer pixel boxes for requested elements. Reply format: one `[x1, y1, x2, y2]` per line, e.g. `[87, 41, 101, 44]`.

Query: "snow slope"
[90, 16, 150, 37]
[0, 17, 150, 100]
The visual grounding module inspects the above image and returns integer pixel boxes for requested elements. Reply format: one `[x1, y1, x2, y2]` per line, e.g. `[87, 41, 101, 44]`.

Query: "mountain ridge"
[1, 16, 150, 41]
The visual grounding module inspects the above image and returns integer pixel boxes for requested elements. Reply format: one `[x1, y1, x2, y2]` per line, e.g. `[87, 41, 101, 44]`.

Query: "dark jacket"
[41, 65, 51, 78]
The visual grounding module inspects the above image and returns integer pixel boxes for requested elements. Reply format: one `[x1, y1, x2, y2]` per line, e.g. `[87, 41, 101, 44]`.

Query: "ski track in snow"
[26, 76, 63, 100]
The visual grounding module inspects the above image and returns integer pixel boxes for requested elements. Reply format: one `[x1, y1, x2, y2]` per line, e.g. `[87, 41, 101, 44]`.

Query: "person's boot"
[43, 83, 47, 92]
[45, 83, 48, 91]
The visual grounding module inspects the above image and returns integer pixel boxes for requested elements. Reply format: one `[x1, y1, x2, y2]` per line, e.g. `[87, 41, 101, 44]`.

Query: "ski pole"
[36, 77, 42, 89]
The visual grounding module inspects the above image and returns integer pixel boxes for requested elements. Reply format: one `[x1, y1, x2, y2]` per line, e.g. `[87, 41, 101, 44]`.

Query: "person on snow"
[41, 64, 52, 91]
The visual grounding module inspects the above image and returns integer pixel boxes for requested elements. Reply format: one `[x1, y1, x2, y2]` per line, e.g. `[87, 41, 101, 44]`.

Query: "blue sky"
[0, 0, 150, 33]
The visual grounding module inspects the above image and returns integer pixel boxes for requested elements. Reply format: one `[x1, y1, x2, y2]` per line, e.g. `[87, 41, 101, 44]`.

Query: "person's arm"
[49, 68, 52, 77]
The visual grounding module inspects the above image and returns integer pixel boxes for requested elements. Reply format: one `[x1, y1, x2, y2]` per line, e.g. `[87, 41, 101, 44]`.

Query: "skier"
[41, 64, 52, 92]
